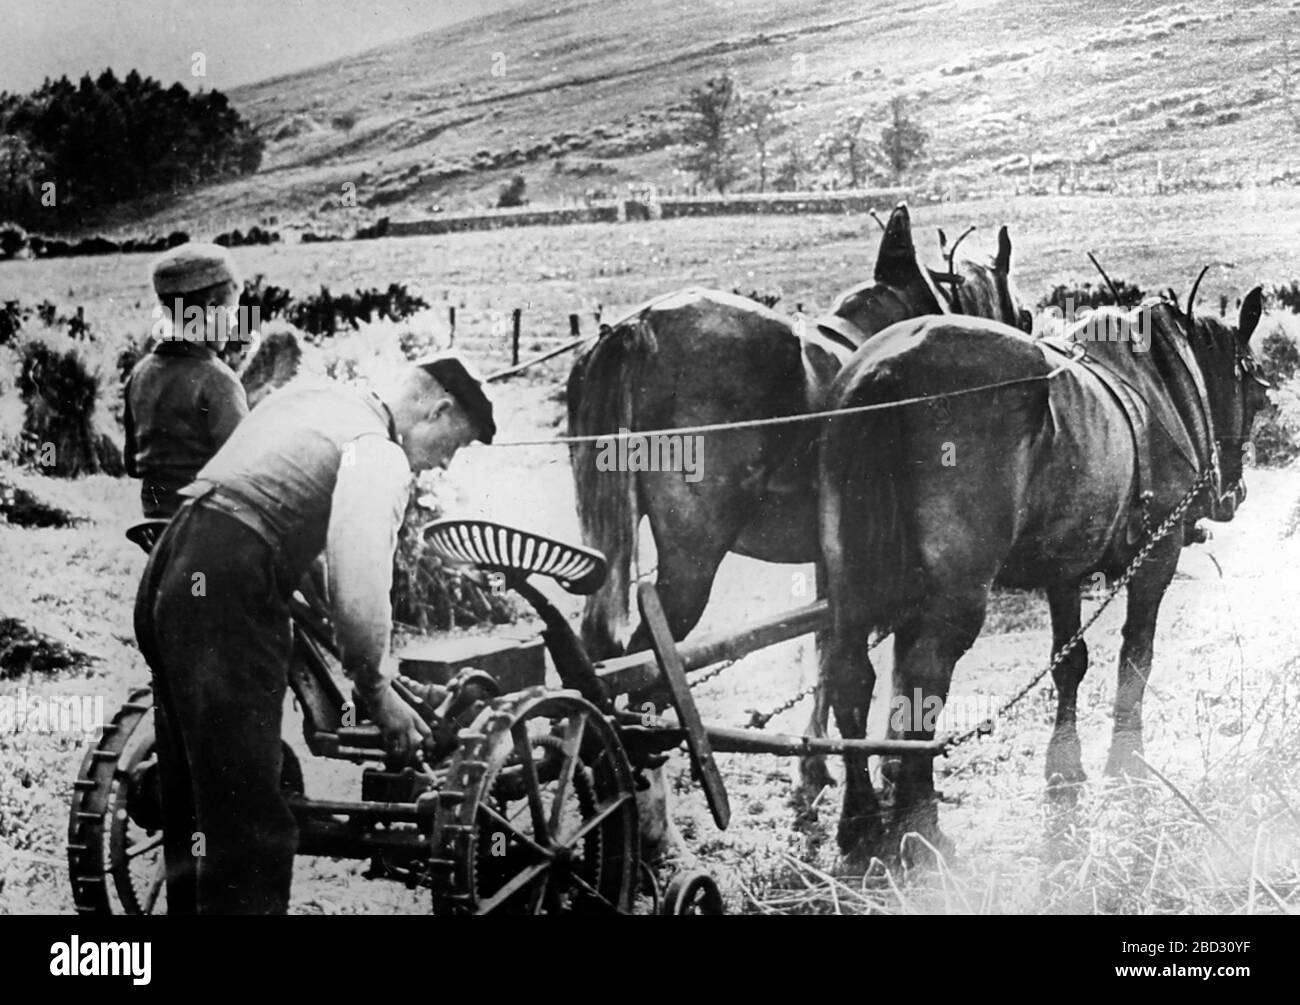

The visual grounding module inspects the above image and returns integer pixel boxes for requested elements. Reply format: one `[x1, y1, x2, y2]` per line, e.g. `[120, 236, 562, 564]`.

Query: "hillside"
[82, 0, 1300, 236]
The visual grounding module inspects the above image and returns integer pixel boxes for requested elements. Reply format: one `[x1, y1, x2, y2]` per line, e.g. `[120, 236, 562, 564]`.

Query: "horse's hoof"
[836, 815, 887, 865]
[1045, 769, 1086, 804]
[798, 756, 835, 795]
[896, 826, 955, 869]
[1104, 746, 1148, 780]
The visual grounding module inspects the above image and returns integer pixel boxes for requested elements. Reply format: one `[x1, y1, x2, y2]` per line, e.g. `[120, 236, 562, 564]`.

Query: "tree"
[737, 92, 785, 193]
[497, 174, 527, 208]
[771, 140, 812, 192]
[816, 112, 870, 189]
[1272, 25, 1300, 129]
[0, 135, 45, 223]
[677, 74, 741, 194]
[880, 96, 928, 183]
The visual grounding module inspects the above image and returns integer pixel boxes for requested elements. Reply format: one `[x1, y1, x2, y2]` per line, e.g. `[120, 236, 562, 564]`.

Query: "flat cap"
[416, 352, 496, 444]
[150, 242, 240, 297]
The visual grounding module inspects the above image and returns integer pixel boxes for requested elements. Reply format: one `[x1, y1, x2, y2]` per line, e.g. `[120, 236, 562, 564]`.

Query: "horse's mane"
[947, 258, 1030, 332]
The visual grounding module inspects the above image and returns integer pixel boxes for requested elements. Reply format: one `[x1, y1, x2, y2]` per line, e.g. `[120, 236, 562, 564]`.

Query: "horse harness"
[1035, 335, 1215, 543]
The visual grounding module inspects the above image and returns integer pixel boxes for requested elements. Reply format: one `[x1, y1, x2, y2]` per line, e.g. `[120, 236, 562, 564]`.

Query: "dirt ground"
[3, 361, 1299, 914]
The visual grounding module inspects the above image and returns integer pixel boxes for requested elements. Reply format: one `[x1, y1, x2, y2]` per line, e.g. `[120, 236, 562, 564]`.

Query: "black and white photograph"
[0, 0, 1295, 950]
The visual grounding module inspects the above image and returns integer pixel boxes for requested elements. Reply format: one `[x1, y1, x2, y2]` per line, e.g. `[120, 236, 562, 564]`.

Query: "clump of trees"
[676, 75, 929, 193]
[0, 69, 263, 229]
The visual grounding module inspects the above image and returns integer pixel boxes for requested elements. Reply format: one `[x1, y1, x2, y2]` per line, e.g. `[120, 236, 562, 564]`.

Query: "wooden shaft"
[705, 725, 945, 758]
[593, 600, 829, 695]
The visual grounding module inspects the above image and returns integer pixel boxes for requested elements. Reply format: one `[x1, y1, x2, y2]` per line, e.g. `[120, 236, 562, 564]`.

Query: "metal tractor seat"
[421, 518, 608, 595]
[401, 520, 608, 693]
[125, 519, 171, 554]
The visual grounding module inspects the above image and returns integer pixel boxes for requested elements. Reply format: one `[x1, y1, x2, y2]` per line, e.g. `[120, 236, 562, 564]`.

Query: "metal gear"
[430, 688, 639, 915]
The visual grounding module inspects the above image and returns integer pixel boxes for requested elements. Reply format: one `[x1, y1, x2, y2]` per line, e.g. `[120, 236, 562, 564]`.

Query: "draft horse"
[817, 280, 1268, 860]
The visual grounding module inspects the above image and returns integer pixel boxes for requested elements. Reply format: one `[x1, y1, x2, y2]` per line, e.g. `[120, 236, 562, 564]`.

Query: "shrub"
[15, 336, 122, 476]
[497, 174, 528, 208]
[0, 222, 27, 260]
[0, 617, 96, 678]
[391, 493, 516, 632]
[1252, 320, 1300, 466]
[1038, 278, 1147, 313]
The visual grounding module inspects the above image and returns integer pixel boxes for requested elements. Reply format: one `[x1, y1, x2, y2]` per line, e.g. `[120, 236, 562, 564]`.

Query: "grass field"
[3, 189, 1300, 914]
[16, 187, 1300, 355]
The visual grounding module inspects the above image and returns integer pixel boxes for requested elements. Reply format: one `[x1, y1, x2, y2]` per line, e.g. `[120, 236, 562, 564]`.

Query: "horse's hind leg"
[824, 607, 884, 862]
[1045, 580, 1089, 799]
[624, 472, 738, 658]
[1105, 536, 1179, 778]
[798, 559, 835, 798]
[886, 588, 987, 860]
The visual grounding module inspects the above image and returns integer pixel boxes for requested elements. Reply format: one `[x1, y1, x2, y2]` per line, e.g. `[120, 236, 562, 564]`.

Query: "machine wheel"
[430, 688, 639, 915]
[68, 686, 304, 915]
[659, 871, 725, 916]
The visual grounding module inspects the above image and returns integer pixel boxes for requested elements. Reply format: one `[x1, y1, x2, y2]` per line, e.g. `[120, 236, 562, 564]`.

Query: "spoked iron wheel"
[69, 686, 304, 915]
[69, 687, 163, 915]
[430, 688, 639, 915]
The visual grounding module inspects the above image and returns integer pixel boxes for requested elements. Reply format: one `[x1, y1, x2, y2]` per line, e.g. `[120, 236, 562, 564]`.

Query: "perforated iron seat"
[422, 519, 607, 595]
[125, 519, 171, 554]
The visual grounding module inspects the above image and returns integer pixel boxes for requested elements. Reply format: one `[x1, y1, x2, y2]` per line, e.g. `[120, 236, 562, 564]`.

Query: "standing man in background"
[124, 243, 249, 518]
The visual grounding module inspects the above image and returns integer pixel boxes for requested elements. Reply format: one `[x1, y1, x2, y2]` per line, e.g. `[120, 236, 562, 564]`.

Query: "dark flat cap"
[416, 352, 496, 444]
[151, 242, 239, 296]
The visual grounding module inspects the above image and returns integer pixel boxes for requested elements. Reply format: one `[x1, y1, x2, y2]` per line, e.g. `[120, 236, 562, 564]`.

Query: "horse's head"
[936, 224, 1034, 334]
[1180, 284, 1269, 520]
[820, 203, 948, 348]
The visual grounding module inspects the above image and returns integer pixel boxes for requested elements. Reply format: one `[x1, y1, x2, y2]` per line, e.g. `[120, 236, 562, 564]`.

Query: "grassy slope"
[92, 0, 1300, 236]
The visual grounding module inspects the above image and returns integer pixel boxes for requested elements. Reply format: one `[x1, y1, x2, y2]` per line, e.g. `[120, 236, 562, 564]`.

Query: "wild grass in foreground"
[739, 728, 1300, 915]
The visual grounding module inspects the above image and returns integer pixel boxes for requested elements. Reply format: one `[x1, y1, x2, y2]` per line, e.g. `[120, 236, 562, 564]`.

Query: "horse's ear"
[874, 203, 917, 285]
[1238, 286, 1263, 346]
[995, 226, 1012, 273]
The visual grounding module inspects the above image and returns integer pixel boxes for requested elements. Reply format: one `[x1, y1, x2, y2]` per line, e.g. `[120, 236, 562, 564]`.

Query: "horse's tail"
[566, 315, 658, 656]
[824, 367, 924, 640]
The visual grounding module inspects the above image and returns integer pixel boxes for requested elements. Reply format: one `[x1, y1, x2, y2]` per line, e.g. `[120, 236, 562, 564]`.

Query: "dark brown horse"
[566, 207, 1030, 666]
[817, 285, 1268, 860]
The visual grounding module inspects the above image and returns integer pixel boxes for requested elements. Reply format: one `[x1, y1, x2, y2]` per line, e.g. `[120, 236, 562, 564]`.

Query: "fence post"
[594, 303, 603, 325]
[511, 307, 522, 365]
[448, 305, 456, 346]
[569, 313, 580, 337]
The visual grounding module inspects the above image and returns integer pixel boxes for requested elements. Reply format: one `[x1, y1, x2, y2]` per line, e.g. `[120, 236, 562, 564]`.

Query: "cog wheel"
[430, 688, 639, 915]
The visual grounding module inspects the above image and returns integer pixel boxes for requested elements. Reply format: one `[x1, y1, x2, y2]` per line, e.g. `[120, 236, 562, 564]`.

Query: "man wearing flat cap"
[134, 351, 495, 914]
[124, 242, 250, 518]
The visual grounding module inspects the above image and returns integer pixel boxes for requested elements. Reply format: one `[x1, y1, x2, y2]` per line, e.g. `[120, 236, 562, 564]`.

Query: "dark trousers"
[133, 500, 298, 915]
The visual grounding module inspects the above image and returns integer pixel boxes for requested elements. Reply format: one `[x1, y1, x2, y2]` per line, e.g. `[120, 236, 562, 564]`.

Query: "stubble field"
[3, 188, 1300, 913]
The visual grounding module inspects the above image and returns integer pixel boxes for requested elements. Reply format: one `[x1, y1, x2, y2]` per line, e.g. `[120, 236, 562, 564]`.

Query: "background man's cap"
[416, 352, 496, 444]
[151, 243, 240, 297]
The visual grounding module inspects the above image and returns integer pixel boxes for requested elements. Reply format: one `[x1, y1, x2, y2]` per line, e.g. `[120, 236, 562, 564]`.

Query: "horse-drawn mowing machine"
[68, 517, 944, 916]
